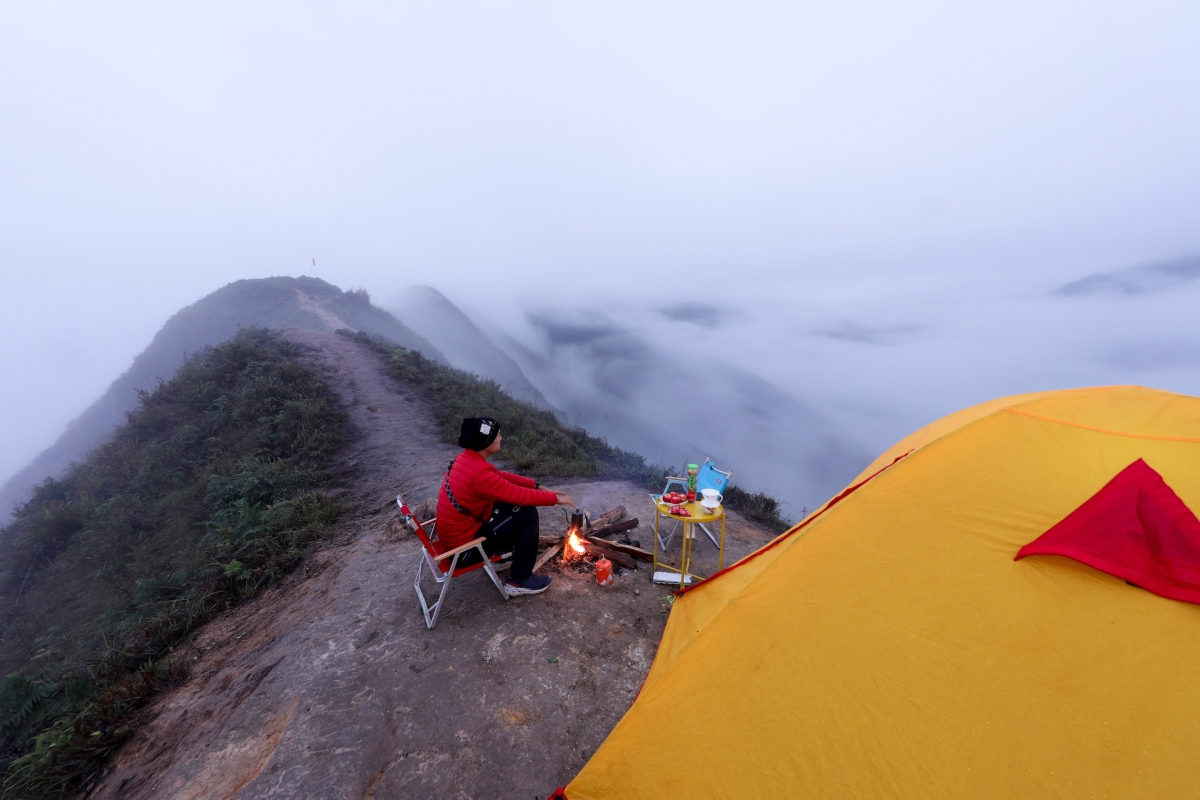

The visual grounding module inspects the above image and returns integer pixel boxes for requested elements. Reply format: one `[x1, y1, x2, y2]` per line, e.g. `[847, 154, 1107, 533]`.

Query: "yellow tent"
[564, 386, 1200, 799]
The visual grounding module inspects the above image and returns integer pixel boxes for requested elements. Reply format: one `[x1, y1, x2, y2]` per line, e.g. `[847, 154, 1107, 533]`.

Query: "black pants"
[456, 504, 540, 582]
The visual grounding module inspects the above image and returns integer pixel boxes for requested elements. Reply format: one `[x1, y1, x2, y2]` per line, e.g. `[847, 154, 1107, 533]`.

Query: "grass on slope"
[0, 329, 345, 799]
[342, 330, 792, 532]
[121, 277, 446, 414]
[0, 275, 444, 520]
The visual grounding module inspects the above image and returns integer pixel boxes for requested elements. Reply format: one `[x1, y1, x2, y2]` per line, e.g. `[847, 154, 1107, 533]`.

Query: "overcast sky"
[3, 1, 1199, 495]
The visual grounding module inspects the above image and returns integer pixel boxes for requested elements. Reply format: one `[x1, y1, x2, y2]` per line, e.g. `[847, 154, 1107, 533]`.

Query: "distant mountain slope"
[386, 285, 552, 408]
[0, 276, 444, 516]
[489, 311, 870, 514]
[1055, 254, 1200, 296]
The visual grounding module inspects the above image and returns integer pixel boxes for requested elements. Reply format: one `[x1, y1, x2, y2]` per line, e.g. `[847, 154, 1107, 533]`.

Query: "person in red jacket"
[438, 417, 576, 595]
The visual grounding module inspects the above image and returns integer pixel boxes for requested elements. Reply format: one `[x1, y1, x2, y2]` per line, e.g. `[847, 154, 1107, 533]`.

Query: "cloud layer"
[2, 2, 1199, 505]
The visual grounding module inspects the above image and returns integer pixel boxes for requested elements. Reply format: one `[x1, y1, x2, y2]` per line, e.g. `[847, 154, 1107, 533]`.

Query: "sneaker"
[506, 574, 552, 596]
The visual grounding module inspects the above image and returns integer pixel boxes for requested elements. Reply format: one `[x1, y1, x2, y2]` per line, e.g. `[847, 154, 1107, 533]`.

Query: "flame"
[567, 530, 585, 554]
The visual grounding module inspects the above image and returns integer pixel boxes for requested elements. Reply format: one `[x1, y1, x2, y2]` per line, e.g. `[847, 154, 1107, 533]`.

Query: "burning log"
[583, 535, 653, 562]
[530, 507, 642, 573]
[535, 507, 628, 547]
[535, 518, 589, 571]
[566, 528, 587, 556]
[540, 518, 638, 546]
[579, 541, 636, 569]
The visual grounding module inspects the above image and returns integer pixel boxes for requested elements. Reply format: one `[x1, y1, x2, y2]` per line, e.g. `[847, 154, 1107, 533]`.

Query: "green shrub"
[345, 287, 372, 305]
[720, 484, 793, 534]
[0, 328, 345, 798]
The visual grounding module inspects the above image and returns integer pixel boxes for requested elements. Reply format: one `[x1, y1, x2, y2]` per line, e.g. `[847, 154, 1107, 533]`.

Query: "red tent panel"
[1016, 458, 1200, 604]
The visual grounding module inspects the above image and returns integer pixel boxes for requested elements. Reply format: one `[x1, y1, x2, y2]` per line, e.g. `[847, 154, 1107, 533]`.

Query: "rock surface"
[85, 329, 773, 799]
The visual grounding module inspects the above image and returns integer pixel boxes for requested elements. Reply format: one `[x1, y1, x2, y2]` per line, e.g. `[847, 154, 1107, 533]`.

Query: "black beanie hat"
[458, 417, 500, 450]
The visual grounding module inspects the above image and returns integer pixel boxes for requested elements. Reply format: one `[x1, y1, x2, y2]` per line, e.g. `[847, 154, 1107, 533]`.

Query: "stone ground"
[85, 329, 774, 800]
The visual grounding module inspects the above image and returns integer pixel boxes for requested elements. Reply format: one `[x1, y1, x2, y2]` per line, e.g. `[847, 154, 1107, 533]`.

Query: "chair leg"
[697, 522, 720, 548]
[415, 554, 434, 628]
[658, 515, 679, 550]
[414, 552, 459, 630]
[477, 545, 510, 601]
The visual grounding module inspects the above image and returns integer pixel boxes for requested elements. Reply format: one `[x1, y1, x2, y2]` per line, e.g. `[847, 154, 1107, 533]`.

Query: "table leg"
[679, 521, 690, 591]
[657, 510, 667, 573]
[719, 514, 725, 571]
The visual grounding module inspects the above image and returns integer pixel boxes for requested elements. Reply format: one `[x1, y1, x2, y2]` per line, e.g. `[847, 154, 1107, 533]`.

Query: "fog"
[3, 2, 1199, 511]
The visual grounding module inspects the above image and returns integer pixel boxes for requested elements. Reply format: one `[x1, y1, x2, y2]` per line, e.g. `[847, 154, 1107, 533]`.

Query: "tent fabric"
[1016, 458, 1200, 605]
[564, 386, 1200, 799]
[673, 449, 914, 600]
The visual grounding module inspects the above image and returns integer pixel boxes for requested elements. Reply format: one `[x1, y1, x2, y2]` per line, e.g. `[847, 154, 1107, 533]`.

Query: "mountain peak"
[0, 276, 444, 515]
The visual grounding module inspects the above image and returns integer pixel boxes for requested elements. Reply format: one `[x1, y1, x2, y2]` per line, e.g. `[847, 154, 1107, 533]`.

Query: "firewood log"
[586, 518, 639, 539]
[583, 535, 653, 562]
[580, 541, 637, 569]
[533, 538, 566, 571]
[582, 506, 625, 533]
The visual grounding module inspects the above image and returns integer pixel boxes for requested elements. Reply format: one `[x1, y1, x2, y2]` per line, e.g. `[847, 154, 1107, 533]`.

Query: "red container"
[596, 557, 613, 586]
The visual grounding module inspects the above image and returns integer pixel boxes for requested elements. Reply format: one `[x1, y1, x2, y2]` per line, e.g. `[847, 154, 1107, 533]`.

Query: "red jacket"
[436, 449, 558, 549]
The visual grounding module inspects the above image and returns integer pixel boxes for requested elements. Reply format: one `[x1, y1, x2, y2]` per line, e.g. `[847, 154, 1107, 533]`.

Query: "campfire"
[534, 505, 655, 579]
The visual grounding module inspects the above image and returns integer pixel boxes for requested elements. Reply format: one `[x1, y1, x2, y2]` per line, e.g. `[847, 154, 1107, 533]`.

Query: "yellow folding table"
[652, 499, 725, 590]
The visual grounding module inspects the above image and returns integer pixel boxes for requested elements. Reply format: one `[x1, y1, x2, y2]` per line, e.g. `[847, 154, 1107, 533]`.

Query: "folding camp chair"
[649, 459, 733, 550]
[399, 494, 509, 630]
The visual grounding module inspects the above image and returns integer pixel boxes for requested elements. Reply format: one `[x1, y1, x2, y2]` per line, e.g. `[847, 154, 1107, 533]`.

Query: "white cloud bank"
[2, 1, 1199, 504]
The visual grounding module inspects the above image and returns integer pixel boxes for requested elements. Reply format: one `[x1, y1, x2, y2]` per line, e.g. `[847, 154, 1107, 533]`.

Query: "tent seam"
[1002, 407, 1200, 442]
[860, 386, 1162, 483]
[673, 449, 914, 598]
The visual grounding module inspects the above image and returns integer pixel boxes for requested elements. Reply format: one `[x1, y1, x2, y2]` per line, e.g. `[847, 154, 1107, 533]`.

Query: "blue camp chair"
[650, 459, 733, 550]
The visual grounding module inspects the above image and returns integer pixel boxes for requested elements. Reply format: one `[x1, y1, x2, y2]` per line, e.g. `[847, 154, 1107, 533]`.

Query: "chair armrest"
[661, 477, 688, 494]
[433, 536, 486, 562]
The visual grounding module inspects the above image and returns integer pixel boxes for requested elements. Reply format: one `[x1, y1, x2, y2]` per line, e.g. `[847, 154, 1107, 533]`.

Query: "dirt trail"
[294, 290, 356, 332]
[86, 329, 774, 800]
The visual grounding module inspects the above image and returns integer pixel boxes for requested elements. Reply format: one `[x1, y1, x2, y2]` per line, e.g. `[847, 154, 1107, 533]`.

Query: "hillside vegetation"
[0, 276, 441, 517]
[344, 330, 792, 531]
[0, 329, 345, 798]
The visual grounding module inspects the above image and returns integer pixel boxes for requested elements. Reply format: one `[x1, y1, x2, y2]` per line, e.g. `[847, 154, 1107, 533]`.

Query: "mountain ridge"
[0, 276, 444, 517]
[386, 285, 552, 409]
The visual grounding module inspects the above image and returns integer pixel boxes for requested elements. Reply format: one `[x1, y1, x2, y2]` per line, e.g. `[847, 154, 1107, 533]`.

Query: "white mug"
[700, 488, 723, 505]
